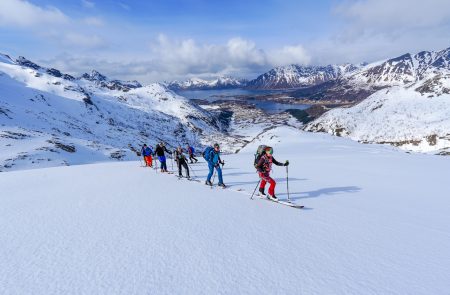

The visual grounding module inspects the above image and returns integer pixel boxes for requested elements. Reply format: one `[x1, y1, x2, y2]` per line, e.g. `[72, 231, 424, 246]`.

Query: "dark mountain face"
[16, 56, 42, 70]
[80, 70, 142, 92]
[292, 47, 450, 102]
[245, 64, 359, 90]
[166, 77, 247, 91]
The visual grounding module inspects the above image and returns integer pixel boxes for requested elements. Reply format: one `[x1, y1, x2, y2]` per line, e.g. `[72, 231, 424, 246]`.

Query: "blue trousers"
[207, 162, 223, 184]
[158, 156, 167, 170]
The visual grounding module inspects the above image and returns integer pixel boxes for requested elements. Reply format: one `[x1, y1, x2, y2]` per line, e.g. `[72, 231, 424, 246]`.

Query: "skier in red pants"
[255, 146, 289, 201]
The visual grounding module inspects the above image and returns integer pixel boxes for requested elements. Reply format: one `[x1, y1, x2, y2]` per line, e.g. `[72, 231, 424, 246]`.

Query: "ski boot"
[267, 194, 278, 201]
[259, 188, 266, 196]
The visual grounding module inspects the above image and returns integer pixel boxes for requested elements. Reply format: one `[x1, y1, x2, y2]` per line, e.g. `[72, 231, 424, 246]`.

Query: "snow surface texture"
[305, 72, 450, 154]
[0, 55, 241, 171]
[1, 127, 449, 294]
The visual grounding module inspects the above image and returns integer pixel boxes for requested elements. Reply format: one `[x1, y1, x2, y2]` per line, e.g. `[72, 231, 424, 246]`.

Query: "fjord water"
[176, 89, 310, 114]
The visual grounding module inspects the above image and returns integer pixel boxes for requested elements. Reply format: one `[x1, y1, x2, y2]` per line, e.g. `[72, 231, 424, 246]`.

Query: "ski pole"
[250, 179, 261, 200]
[186, 162, 197, 178]
[154, 157, 158, 173]
[211, 168, 216, 189]
[171, 152, 174, 171]
[286, 165, 290, 201]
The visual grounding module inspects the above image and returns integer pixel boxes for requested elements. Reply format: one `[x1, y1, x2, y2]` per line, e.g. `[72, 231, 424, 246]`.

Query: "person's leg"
[207, 162, 214, 181]
[149, 155, 153, 167]
[182, 161, 189, 177]
[267, 176, 276, 196]
[260, 179, 267, 190]
[163, 161, 168, 171]
[216, 165, 223, 184]
[177, 160, 182, 176]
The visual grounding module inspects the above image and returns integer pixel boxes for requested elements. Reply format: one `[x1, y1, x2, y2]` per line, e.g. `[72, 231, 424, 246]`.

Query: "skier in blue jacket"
[205, 143, 225, 187]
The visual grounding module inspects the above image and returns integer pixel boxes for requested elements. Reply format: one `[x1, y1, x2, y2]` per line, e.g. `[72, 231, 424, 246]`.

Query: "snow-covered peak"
[246, 64, 361, 89]
[81, 70, 108, 82]
[166, 76, 247, 90]
[0, 53, 15, 65]
[79, 69, 142, 92]
[16, 56, 42, 70]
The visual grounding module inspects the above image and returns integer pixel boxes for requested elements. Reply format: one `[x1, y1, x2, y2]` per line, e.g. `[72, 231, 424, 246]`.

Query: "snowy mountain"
[246, 64, 360, 89]
[0, 54, 236, 171]
[166, 76, 247, 90]
[2, 126, 449, 294]
[293, 47, 450, 102]
[80, 70, 142, 92]
[304, 50, 450, 154]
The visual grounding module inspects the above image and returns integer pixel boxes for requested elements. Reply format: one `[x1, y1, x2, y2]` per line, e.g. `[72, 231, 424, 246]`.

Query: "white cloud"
[0, 0, 69, 27]
[145, 35, 309, 80]
[81, 0, 95, 9]
[82, 17, 104, 26]
[308, 0, 450, 65]
[63, 33, 107, 49]
[268, 45, 311, 67]
[118, 2, 130, 11]
[336, 0, 450, 31]
[40, 35, 312, 84]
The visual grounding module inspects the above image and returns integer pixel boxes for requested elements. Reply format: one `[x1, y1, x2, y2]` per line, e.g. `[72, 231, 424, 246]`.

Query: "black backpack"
[254, 145, 267, 168]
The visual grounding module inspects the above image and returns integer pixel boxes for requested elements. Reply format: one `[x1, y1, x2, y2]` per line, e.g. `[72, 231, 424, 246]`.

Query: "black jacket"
[174, 150, 187, 163]
[155, 145, 170, 157]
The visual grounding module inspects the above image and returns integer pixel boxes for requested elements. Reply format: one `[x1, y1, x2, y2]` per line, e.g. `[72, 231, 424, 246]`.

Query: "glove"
[221, 161, 225, 166]
[284, 160, 289, 166]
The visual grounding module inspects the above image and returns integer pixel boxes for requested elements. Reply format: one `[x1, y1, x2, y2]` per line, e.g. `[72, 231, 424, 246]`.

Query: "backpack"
[190, 147, 195, 154]
[203, 146, 214, 161]
[254, 145, 267, 168]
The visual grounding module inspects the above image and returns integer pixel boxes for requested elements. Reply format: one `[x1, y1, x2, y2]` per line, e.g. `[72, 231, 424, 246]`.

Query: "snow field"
[1, 127, 449, 294]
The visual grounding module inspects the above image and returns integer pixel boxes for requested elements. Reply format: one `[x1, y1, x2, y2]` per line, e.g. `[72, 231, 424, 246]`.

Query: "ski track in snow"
[1, 127, 450, 294]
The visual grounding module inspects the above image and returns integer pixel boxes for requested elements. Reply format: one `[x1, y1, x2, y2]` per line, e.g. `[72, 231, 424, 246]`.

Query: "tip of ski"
[254, 196, 304, 209]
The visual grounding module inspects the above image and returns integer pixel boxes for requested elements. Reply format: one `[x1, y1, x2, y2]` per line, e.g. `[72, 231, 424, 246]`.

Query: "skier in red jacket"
[255, 146, 289, 201]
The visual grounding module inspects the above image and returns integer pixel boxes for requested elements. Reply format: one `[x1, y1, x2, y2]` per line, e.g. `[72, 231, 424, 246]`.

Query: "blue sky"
[1, 0, 450, 83]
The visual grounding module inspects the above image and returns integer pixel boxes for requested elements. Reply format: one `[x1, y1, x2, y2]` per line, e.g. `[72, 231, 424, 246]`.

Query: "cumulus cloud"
[40, 35, 312, 84]
[145, 34, 309, 80]
[0, 0, 69, 27]
[0, 0, 109, 51]
[268, 45, 311, 67]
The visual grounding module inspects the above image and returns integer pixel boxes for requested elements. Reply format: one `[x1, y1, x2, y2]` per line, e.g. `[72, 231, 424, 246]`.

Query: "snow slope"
[305, 72, 450, 154]
[1, 127, 449, 294]
[0, 55, 233, 171]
